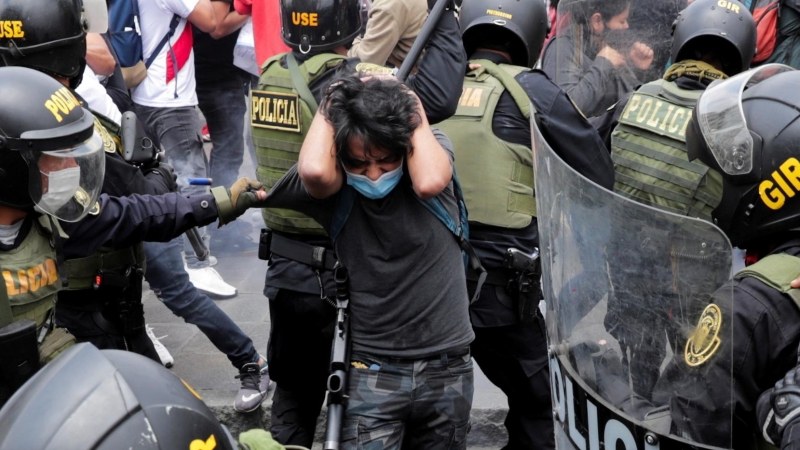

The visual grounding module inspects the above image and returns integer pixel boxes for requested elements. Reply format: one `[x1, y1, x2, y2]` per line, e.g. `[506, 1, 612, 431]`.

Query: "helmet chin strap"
[68, 58, 87, 90]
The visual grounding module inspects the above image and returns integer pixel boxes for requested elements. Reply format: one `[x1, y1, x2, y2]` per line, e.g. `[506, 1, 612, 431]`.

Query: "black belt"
[261, 229, 337, 271]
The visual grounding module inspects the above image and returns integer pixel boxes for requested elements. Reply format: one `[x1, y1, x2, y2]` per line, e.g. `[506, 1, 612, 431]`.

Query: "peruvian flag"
[166, 22, 193, 84]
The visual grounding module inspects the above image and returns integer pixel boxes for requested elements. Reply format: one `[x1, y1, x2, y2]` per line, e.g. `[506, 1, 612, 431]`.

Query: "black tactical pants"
[266, 288, 335, 447]
[469, 284, 555, 450]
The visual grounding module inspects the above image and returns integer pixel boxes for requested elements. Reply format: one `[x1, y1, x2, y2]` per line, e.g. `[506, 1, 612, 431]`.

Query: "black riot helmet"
[460, 0, 549, 67]
[686, 64, 800, 247]
[0, 66, 105, 222]
[280, 0, 363, 54]
[0, 344, 239, 450]
[671, 0, 756, 76]
[0, 0, 108, 88]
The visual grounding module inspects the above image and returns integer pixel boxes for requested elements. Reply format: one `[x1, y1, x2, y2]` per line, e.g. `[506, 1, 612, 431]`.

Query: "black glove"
[144, 162, 178, 193]
[759, 362, 800, 450]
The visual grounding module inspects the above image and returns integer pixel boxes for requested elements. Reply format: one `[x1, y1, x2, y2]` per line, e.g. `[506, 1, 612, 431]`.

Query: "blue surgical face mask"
[343, 163, 403, 199]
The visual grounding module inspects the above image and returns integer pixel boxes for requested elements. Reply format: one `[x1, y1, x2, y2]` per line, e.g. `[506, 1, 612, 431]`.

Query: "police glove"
[758, 362, 800, 450]
[211, 178, 265, 226]
[144, 162, 178, 193]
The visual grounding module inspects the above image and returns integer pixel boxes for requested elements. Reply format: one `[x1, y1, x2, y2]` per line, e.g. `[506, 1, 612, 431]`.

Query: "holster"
[0, 320, 41, 394]
[514, 266, 543, 324]
[117, 267, 145, 336]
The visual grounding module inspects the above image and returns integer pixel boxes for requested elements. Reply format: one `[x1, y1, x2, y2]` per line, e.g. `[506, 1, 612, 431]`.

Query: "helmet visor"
[697, 64, 794, 176]
[22, 131, 105, 222]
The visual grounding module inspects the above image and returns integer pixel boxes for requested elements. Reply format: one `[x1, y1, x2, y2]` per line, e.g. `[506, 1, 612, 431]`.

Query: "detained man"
[257, 74, 474, 449]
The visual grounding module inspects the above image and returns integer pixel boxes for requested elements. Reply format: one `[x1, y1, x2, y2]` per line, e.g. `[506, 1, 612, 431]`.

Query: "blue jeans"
[135, 104, 212, 268]
[197, 74, 248, 189]
[144, 238, 258, 370]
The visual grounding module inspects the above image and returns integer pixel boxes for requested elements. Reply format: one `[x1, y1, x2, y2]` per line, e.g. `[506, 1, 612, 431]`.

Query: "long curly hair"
[320, 71, 421, 168]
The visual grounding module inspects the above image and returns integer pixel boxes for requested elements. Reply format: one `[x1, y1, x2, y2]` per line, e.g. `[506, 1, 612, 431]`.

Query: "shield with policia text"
[531, 112, 736, 449]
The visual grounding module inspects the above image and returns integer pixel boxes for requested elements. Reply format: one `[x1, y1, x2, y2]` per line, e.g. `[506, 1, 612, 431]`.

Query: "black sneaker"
[234, 360, 270, 413]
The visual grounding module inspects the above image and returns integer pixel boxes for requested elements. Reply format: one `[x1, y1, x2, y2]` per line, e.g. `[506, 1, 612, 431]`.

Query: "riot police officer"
[0, 66, 264, 407]
[0, 0, 180, 362]
[590, 0, 756, 398]
[435, 1, 613, 447]
[655, 64, 800, 448]
[253, 0, 464, 445]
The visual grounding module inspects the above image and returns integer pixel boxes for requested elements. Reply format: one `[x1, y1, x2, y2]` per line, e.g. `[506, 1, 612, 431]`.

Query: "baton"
[395, 0, 451, 82]
[186, 227, 209, 261]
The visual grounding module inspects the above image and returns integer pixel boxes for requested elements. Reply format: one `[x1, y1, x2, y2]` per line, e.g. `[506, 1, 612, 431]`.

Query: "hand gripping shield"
[532, 110, 736, 449]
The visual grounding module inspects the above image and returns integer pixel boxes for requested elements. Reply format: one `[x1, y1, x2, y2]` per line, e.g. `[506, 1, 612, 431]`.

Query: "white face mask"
[38, 166, 81, 212]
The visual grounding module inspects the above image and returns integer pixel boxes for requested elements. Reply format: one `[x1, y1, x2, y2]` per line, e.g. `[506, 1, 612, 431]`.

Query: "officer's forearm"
[60, 193, 219, 258]
[406, 9, 464, 124]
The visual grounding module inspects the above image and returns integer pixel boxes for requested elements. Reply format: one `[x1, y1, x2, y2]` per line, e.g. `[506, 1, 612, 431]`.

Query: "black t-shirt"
[261, 131, 474, 359]
[193, 0, 243, 85]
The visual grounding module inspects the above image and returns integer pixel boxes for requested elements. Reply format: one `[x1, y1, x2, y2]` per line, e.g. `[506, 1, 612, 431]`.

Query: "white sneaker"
[184, 265, 237, 298]
[181, 252, 217, 267]
[146, 324, 174, 368]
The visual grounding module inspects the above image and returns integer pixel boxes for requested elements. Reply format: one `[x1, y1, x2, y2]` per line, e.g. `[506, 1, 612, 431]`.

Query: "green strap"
[511, 161, 534, 189]
[737, 254, 800, 305]
[612, 153, 702, 191]
[62, 247, 139, 279]
[508, 193, 537, 216]
[286, 53, 319, 116]
[470, 59, 534, 119]
[612, 132, 708, 175]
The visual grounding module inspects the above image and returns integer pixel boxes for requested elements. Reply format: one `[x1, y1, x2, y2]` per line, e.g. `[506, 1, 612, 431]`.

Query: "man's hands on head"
[211, 178, 266, 226]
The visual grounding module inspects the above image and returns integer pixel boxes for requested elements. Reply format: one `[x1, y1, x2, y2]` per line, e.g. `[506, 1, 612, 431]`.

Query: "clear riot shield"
[532, 116, 735, 449]
[546, 0, 678, 118]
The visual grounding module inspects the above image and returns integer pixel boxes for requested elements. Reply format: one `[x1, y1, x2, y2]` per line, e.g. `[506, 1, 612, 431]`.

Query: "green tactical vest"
[58, 115, 145, 291]
[0, 217, 62, 329]
[436, 60, 537, 228]
[252, 52, 346, 235]
[611, 79, 723, 222]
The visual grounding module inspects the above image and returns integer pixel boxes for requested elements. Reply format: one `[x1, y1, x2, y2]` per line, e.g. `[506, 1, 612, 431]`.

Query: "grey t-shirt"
[262, 131, 474, 358]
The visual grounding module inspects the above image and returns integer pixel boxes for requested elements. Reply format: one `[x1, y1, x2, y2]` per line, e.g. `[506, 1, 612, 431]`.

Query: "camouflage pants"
[341, 350, 474, 450]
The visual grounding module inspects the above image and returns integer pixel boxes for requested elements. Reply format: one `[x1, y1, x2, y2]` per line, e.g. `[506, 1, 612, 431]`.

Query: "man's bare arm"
[298, 110, 344, 199]
[209, 0, 248, 39]
[187, 0, 218, 33]
[86, 33, 116, 76]
[406, 94, 451, 200]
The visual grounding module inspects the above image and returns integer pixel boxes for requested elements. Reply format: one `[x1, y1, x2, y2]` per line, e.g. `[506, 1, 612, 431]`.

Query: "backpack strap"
[736, 253, 800, 305]
[415, 170, 486, 302]
[144, 14, 181, 69]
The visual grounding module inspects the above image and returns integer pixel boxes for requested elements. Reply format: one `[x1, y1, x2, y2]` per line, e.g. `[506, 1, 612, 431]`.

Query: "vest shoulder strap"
[468, 60, 534, 119]
[260, 53, 346, 90]
[36, 216, 66, 239]
[736, 253, 800, 305]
